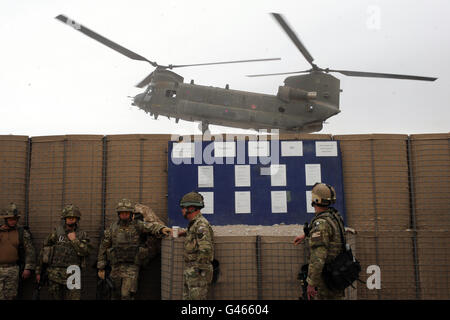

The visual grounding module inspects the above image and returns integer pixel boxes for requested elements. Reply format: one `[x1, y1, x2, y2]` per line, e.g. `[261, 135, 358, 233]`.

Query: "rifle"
[96, 265, 114, 300]
[297, 264, 309, 300]
[32, 264, 48, 301]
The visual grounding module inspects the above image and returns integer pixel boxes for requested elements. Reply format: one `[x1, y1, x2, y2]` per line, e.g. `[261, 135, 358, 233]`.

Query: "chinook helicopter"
[56, 13, 437, 133]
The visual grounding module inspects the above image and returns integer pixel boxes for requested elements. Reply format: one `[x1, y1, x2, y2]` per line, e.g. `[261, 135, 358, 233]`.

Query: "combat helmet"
[179, 191, 204, 209]
[1, 203, 20, 219]
[61, 204, 81, 219]
[311, 183, 336, 207]
[116, 198, 135, 213]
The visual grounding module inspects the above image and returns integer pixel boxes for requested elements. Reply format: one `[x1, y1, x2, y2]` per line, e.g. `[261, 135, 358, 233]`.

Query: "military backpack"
[320, 209, 362, 291]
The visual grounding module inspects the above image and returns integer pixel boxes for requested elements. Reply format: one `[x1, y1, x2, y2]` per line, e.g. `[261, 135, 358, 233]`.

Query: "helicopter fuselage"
[133, 69, 341, 132]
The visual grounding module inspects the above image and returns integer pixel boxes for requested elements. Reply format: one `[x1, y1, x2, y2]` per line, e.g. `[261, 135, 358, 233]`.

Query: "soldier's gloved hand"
[22, 269, 31, 279]
[98, 269, 105, 280]
[161, 227, 172, 236]
[307, 285, 317, 300]
[293, 234, 305, 246]
[68, 232, 76, 241]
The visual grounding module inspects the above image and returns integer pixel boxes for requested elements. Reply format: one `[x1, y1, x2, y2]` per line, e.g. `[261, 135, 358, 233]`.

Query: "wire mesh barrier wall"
[161, 236, 357, 300]
[0, 133, 448, 299]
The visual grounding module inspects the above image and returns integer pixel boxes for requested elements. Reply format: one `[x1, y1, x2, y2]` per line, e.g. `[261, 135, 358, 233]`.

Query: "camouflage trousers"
[48, 280, 81, 300]
[183, 264, 213, 300]
[0, 265, 19, 300]
[110, 264, 140, 300]
[47, 267, 81, 300]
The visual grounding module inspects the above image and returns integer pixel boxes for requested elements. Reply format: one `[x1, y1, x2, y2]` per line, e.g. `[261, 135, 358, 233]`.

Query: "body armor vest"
[310, 208, 345, 263]
[108, 220, 142, 265]
[49, 224, 81, 267]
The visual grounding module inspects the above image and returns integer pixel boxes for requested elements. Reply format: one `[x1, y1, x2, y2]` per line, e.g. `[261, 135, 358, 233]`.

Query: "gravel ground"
[211, 224, 304, 236]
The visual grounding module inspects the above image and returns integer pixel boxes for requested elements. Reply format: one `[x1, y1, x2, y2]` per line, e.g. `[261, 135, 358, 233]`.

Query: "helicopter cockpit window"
[166, 90, 177, 98]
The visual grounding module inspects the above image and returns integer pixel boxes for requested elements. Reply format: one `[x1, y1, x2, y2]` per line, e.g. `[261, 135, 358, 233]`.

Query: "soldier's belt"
[0, 263, 18, 267]
[184, 261, 212, 268]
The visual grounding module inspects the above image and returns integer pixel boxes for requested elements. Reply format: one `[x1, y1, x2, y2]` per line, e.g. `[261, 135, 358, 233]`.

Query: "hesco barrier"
[0, 132, 448, 300]
[161, 235, 357, 300]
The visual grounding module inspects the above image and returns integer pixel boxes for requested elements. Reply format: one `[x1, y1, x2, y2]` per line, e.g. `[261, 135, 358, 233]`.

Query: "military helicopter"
[56, 13, 437, 133]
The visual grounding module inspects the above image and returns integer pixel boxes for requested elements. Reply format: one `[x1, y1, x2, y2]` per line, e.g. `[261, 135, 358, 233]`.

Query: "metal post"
[61, 138, 67, 208]
[139, 138, 144, 203]
[369, 139, 381, 300]
[256, 235, 262, 300]
[407, 136, 421, 299]
[101, 136, 108, 232]
[24, 138, 32, 227]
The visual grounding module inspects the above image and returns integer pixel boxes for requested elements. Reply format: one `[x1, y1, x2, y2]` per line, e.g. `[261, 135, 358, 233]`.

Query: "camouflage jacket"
[36, 223, 91, 275]
[97, 219, 167, 269]
[184, 213, 214, 266]
[306, 208, 345, 287]
[0, 225, 36, 270]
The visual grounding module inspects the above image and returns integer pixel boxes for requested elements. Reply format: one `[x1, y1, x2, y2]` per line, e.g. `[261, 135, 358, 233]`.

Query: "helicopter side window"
[166, 90, 177, 98]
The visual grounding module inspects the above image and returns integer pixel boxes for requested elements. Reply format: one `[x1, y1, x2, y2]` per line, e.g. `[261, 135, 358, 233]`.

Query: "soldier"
[0, 203, 36, 300]
[178, 191, 214, 300]
[35, 204, 91, 300]
[97, 198, 171, 300]
[293, 183, 346, 300]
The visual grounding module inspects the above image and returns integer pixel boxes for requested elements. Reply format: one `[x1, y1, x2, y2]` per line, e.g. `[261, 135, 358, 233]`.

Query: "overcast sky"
[0, 0, 448, 137]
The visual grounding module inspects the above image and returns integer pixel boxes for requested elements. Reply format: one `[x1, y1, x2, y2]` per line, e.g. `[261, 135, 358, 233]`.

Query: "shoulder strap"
[56, 223, 66, 237]
[315, 210, 346, 251]
[18, 226, 24, 246]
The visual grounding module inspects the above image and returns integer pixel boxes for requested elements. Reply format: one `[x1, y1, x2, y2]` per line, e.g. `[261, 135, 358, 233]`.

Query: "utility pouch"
[135, 246, 149, 266]
[42, 246, 53, 264]
[211, 259, 220, 284]
[322, 247, 361, 291]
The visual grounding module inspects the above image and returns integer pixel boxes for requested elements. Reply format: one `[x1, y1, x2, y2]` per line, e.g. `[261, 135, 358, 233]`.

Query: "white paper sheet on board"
[172, 142, 195, 158]
[248, 141, 270, 157]
[214, 141, 236, 157]
[235, 191, 251, 214]
[316, 141, 338, 157]
[306, 191, 315, 213]
[198, 192, 214, 214]
[198, 166, 214, 188]
[281, 141, 303, 157]
[270, 164, 287, 187]
[305, 164, 321, 186]
[271, 191, 287, 213]
[235, 165, 251, 187]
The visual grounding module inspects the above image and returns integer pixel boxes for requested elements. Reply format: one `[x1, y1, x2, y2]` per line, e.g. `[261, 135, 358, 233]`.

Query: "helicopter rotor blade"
[55, 14, 158, 67]
[328, 69, 437, 81]
[136, 72, 155, 88]
[246, 70, 311, 77]
[170, 58, 281, 69]
[271, 13, 315, 68]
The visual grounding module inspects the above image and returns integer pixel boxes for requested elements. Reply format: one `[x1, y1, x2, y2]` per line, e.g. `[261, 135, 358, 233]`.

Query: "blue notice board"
[167, 139, 345, 227]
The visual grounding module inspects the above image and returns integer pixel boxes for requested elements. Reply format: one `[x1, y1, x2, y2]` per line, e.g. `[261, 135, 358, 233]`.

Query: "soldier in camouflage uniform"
[0, 203, 36, 300]
[36, 204, 91, 300]
[97, 199, 171, 300]
[293, 183, 345, 300]
[178, 192, 214, 300]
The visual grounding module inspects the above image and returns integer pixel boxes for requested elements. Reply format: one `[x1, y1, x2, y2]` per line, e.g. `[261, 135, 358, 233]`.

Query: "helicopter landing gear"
[198, 121, 209, 134]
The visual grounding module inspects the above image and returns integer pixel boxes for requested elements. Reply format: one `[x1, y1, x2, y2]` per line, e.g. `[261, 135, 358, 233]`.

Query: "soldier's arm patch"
[197, 226, 206, 239]
[311, 231, 321, 238]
